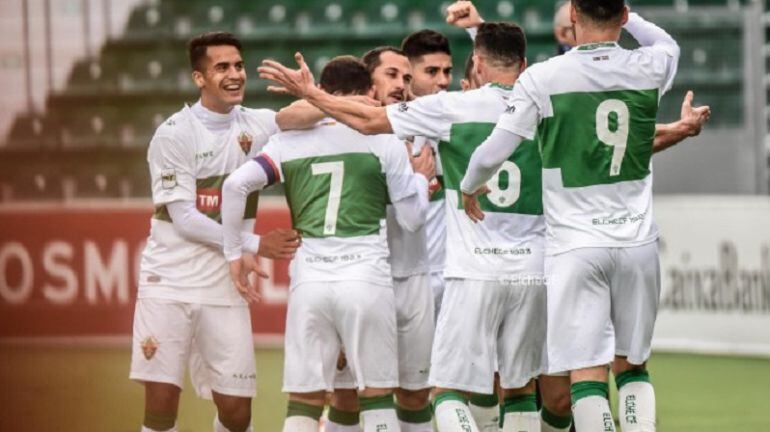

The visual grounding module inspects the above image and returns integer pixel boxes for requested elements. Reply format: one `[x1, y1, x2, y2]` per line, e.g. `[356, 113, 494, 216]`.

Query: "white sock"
[502, 412, 540, 432]
[140, 427, 177, 432]
[398, 420, 433, 432]
[325, 419, 362, 432]
[468, 403, 498, 432]
[283, 416, 319, 432]
[361, 408, 401, 432]
[618, 381, 656, 432]
[435, 400, 480, 432]
[573, 396, 616, 432]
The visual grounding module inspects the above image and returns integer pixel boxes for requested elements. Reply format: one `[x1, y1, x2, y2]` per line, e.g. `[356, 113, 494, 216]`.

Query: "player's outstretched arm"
[653, 91, 711, 153]
[277, 96, 382, 131]
[460, 127, 525, 222]
[259, 53, 392, 135]
[624, 12, 679, 56]
[276, 100, 326, 131]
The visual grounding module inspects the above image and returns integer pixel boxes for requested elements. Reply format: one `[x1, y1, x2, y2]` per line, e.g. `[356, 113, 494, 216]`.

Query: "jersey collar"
[574, 41, 620, 52]
[488, 82, 514, 91]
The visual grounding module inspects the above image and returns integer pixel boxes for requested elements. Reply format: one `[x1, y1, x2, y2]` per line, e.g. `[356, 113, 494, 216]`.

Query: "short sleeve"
[386, 93, 452, 141]
[254, 135, 284, 186]
[379, 135, 418, 203]
[147, 132, 196, 205]
[495, 70, 541, 140]
[244, 107, 279, 136]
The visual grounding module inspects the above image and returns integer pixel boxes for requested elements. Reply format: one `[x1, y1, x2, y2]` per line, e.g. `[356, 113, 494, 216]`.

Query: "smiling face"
[409, 52, 453, 97]
[192, 45, 246, 113]
[370, 51, 412, 105]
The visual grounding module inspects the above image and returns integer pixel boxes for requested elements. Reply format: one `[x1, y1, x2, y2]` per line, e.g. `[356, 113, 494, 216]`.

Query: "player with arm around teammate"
[129, 32, 299, 432]
[460, 2, 689, 430]
[222, 56, 434, 432]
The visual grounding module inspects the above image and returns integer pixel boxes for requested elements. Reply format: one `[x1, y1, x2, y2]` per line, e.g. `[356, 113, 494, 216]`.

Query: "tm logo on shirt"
[197, 188, 222, 213]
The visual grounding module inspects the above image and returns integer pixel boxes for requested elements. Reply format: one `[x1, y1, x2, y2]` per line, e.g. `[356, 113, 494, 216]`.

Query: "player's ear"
[367, 85, 377, 99]
[192, 70, 205, 89]
[570, 2, 577, 25]
[620, 6, 630, 26]
[519, 58, 528, 74]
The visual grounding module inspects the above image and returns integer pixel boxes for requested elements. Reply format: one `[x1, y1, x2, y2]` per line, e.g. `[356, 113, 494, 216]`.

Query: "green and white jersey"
[259, 119, 419, 288]
[140, 104, 278, 305]
[498, 16, 679, 255]
[387, 84, 545, 280]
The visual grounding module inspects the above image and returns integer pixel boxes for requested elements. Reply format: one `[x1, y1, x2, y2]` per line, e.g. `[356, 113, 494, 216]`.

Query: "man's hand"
[446, 1, 483, 28]
[228, 254, 268, 303]
[258, 228, 301, 259]
[259, 52, 317, 99]
[462, 186, 490, 223]
[407, 141, 436, 181]
[679, 90, 711, 137]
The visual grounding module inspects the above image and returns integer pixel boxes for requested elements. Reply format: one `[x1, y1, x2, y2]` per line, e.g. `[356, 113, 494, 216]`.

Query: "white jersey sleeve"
[147, 131, 196, 205]
[242, 107, 279, 138]
[380, 135, 419, 202]
[496, 70, 542, 141]
[386, 93, 453, 141]
[255, 135, 285, 185]
[624, 12, 680, 95]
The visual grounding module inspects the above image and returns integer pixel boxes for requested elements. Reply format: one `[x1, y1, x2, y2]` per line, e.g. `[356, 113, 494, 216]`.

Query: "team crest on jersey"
[238, 131, 253, 154]
[398, 102, 409, 112]
[141, 336, 159, 360]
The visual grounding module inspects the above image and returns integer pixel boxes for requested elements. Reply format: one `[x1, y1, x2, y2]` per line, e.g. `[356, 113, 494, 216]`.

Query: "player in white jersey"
[400, 30, 452, 320]
[259, 23, 547, 432]
[272, 46, 438, 432]
[129, 32, 300, 432]
[460, 2, 686, 430]
[221, 56, 434, 432]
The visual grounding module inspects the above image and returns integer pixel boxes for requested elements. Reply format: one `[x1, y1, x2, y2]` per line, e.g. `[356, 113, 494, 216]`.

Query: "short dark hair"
[362, 46, 407, 74]
[319, 56, 372, 96]
[572, 0, 626, 23]
[475, 22, 526, 69]
[401, 30, 451, 60]
[188, 32, 242, 72]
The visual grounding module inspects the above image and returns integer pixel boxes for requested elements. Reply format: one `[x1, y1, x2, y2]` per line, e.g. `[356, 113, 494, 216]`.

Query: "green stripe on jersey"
[540, 89, 658, 188]
[282, 153, 388, 238]
[439, 122, 542, 215]
[153, 174, 258, 223]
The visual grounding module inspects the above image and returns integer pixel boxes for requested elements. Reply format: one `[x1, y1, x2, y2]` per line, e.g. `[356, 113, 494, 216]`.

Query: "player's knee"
[359, 387, 394, 399]
[395, 387, 431, 410]
[213, 394, 252, 432]
[144, 382, 181, 413]
[331, 388, 360, 411]
[540, 380, 571, 416]
[613, 356, 646, 376]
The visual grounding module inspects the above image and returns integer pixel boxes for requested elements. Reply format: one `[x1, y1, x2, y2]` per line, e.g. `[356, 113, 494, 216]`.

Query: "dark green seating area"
[0, 0, 752, 201]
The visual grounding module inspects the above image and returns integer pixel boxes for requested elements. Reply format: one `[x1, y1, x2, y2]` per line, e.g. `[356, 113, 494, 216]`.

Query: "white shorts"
[129, 298, 256, 399]
[429, 279, 546, 394]
[430, 271, 445, 321]
[283, 281, 399, 393]
[394, 273, 434, 390]
[545, 242, 661, 374]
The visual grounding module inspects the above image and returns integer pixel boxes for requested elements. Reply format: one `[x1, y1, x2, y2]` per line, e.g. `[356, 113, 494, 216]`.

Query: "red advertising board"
[0, 200, 291, 342]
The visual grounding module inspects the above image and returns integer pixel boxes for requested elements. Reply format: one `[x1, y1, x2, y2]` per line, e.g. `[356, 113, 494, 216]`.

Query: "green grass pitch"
[0, 347, 767, 431]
